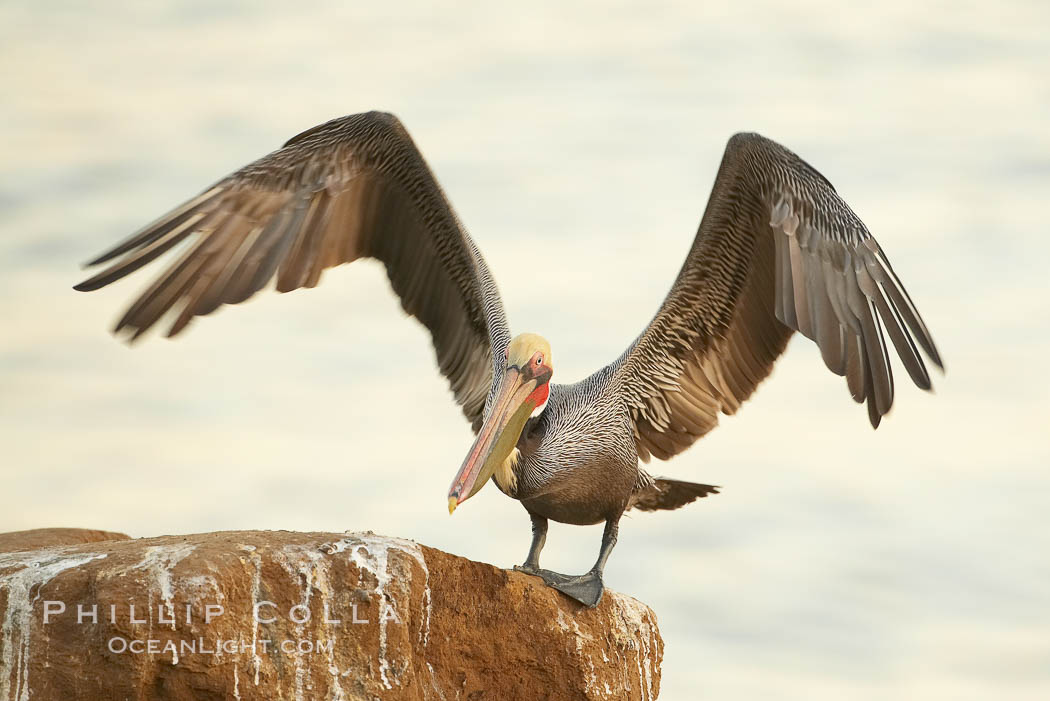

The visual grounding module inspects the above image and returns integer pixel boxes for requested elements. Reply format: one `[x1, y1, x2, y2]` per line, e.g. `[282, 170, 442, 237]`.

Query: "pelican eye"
[535, 355, 543, 366]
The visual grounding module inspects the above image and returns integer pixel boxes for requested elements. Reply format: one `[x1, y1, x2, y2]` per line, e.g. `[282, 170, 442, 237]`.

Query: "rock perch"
[0, 528, 662, 700]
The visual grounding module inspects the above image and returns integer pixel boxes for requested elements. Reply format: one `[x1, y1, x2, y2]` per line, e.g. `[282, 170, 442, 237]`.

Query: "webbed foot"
[550, 570, 604, 607]
[514, 565, 571, 584]
[515, 566, 604, 607]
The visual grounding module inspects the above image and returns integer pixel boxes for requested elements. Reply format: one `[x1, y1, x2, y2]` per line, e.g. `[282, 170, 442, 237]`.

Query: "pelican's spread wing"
[610, 133, 943, 462]
[75, 111, 511, 426]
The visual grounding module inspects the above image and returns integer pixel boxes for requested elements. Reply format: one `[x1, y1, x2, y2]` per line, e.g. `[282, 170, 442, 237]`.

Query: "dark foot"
[551, 570, 604, 608]
[515, 566, 604, 607]
[514, 565, 571, 585]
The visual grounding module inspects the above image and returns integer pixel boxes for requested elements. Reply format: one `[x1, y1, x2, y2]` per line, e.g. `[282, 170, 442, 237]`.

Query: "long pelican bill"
[447, 367, 537, 513]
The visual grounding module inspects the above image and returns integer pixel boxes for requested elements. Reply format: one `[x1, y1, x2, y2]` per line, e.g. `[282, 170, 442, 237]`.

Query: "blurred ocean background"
[2, 2, 1048, 698]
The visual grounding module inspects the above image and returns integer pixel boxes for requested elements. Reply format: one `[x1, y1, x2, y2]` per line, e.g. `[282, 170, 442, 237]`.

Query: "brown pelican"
[75, 111, 942, 607]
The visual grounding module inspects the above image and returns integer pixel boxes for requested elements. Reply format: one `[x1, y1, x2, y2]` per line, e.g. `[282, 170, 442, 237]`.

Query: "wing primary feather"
[74, 212, 208, 291]
[194, 223, 267, 316]
[805, 248, 845, 374]
[82, 186, 225, 266]
[859, 296, 894, 417]
[864, 345, 882, 429]
[787, 231, 813, 338]
[821, 253, 853, 334]
[164, 221, 252, 336]
[845, 331, 865, 402]
[772, 227, 790, 324]
[115, 235, 217, 337]
[232, 196, 304, 300]
[803, 248, 825, 341]
[816, 293, 846, 376]
[275, 193, 325, 291]
[874, 261, 943, 369]
[872, 283, 931, 390]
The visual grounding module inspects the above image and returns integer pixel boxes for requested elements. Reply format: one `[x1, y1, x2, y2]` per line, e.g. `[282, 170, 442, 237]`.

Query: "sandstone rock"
[0, 528, 130, 552]
[0, 530, 662, 700]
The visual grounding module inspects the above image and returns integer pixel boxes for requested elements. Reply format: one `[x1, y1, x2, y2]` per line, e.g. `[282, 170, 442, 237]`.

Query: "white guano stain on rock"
[273, 544, 322, 701]
[0, 549, 107, 701]
[610, 594, 659, 701]
[551, 587, 662, 700]
[555, 607, 570, 633]
[239, 544, 264, 686]
[181, 574, 223, 607]
[321, 533, 430, 691]
[274, 539, 366, 701]
[424, 661, 448, 701]
[127, 543, 195, 665]
[557, 606, 608, 699]
[180, 573, 224, 666]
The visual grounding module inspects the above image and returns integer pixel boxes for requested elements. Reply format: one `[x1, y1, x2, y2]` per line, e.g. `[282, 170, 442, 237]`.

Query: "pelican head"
[447, 333, 553, 513]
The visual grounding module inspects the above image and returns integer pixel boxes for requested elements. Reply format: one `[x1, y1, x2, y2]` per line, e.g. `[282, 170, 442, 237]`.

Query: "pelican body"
[76, 112, 942, 607]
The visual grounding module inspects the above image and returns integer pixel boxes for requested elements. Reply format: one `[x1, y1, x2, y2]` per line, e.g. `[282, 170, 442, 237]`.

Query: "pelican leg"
[547, 518, 618, 608]
[514, 511, 548, 572]
[513, 512, 576, 586]
[517, 517, 620, 608]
